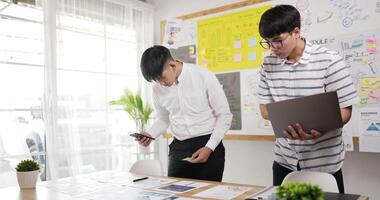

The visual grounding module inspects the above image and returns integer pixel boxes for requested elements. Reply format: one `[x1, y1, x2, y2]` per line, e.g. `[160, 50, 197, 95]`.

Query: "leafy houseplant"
[15, 159, 40, 189]
[110, 89, 153, 132]
[276, 182, 324, 200]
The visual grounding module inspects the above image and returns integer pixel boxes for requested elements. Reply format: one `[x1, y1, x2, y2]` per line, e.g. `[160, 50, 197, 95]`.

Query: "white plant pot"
[16, 170, 39, 189]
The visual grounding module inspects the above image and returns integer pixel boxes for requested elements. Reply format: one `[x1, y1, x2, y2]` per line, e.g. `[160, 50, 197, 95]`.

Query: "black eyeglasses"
[259, 39, 284, 49]
[259, 32, 293, 49]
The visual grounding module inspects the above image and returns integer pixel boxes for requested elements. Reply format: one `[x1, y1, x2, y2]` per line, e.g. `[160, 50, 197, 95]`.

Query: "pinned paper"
[249, 38, 257, 47]
[234, 53, 242, 62]
[234, 40, 242, 49]
[249, 52, 257, 61]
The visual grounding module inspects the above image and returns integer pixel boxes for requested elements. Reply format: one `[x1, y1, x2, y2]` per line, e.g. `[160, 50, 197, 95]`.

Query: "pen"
[133, 177, 149, 182]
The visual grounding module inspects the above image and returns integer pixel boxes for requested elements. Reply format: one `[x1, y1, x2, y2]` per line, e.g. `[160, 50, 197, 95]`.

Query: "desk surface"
[0, 171, 369, 200]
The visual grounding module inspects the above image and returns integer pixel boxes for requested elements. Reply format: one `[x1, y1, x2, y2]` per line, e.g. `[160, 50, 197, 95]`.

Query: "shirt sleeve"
[147, 88, 170, 139]
[204, 72, 233, 151]
[324, 54, 358, 108]
[258, 65, 274, 104]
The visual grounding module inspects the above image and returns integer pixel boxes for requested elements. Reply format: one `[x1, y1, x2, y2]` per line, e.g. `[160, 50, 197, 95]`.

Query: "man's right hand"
[137, 132, 153, 147]
[283, 123, 322, 140]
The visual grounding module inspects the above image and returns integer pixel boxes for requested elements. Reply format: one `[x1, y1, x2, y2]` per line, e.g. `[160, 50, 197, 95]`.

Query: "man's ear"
[293, 27, 301, 38]
[167, 59, 176, 69]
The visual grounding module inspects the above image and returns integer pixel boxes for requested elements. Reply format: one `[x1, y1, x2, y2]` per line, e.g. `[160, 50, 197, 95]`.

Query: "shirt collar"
[177, 61, 186, 83]
[299, 38, 312, 65]
[273, 37, 311, 66]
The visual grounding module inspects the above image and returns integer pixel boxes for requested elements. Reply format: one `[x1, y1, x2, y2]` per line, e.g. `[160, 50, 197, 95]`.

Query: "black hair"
[140, 45, 173, 82]
[259, 4, 301, 38]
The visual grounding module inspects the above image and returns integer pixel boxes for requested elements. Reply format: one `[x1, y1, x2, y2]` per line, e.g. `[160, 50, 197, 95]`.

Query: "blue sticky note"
[249, 52, 256, 61]
[249, 38, 257, 47]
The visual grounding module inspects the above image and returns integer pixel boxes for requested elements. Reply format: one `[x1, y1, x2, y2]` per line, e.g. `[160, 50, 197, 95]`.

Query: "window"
[0, 1, 45, 185]
[0, 0, 154, 185]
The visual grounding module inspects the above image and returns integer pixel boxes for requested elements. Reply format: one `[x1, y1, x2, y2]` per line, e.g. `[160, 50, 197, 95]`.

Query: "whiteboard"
[162, 0, 380, 138]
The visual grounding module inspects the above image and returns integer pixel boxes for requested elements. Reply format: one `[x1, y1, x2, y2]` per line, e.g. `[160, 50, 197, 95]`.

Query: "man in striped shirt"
[257, 5, 358, 193]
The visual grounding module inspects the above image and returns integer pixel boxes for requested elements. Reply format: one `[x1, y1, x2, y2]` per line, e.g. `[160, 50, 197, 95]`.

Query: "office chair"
[25, 131, 46, 180]
[282, 171, 339, 193]
[129, 159, 162, 176]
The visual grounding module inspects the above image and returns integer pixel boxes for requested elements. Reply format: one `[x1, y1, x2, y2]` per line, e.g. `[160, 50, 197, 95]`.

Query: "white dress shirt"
[147, 63, 233, 151]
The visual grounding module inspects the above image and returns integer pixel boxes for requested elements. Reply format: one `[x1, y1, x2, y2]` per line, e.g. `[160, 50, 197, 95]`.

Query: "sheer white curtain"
[41, 0, 154, 180]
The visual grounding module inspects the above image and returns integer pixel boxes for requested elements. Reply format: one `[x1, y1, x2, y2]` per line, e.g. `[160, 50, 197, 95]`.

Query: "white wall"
[152, 0, 380, 199]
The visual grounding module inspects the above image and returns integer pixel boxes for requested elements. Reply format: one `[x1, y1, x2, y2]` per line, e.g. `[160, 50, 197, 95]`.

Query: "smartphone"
[129, 133, 155, 140]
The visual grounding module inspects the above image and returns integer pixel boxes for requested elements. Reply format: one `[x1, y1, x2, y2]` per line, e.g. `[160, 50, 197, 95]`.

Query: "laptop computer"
[266, 91, 343, 138]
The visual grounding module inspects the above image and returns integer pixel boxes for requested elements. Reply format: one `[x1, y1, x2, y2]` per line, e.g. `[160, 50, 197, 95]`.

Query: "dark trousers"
[272, 161, 345, 193]
[168, 134, 225, 182]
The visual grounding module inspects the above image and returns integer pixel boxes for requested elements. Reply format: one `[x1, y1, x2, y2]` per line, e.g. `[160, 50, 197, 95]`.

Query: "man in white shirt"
[138, 45, 232, 181]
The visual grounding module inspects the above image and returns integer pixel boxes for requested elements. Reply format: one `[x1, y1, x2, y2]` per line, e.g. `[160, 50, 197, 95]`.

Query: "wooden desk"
[0, 171, 369, 200]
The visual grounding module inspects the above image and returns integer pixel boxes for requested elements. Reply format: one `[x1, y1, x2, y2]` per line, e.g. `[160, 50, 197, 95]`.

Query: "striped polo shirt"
[258, 39, 358, 173]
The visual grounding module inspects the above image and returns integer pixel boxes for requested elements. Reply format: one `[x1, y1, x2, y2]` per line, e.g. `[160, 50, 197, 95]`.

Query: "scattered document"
[75, 185, 127, 199]
[245, 186, 277, 200]
[155, 181, 209, 194]
[78, 187, 174, 200]
[40, 177, 106, 196]
[81, 171, 133, 184]
[80, 171, 173, 187]
[163, 197, 201, 200]
[126, 177, 178, 189]
[194, 185, 252, 199]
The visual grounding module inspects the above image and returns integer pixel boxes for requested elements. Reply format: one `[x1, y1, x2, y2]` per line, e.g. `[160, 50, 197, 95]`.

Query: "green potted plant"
[276, 182, 324, 200]
[15, 159, 40, 189]
[110, 89, 153, 133]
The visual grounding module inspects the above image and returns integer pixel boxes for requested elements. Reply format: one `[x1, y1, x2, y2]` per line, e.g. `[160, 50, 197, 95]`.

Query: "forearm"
[206, 112, 233, 151]
[204, 73, 233, 151]
[341, 106, 353, 124]
[260, 104, 270, 120]
[147, 118, 170, 138]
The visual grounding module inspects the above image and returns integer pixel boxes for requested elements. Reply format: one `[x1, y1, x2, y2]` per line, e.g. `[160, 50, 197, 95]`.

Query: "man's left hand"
[187, 147, 212, 164]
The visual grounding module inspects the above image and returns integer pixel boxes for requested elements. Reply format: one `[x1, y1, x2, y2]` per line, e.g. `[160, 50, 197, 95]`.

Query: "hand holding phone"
[130, 132, 154, 147]
[129, 133, 155, 140]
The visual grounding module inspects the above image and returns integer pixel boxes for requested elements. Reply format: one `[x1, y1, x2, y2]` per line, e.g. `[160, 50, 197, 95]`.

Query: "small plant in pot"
[110, 89, 153, 133]
[15, 159, 40, 189]
[110, 89, 154, 153]
[276, 182, 324, 200]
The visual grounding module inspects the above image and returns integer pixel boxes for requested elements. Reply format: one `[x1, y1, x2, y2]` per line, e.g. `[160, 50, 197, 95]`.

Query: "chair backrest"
[282, 171, 339, 193]
[129, 160, 162, 176]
